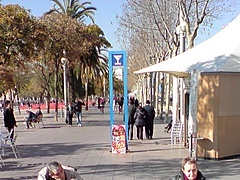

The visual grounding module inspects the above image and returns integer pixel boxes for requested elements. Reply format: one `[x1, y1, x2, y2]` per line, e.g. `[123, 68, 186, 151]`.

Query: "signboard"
[111, 125, 126, 154]
[109, 51, 129, 151]
[114, 69, 123, 81]
[112, 54, 124, 67]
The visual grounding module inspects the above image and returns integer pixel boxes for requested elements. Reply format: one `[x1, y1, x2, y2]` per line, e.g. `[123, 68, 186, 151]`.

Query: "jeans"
[68, 115, 73, 125]
[76, 111, 82, 125]
[136, 126, 144, 140]
[128, 123, 134, 140]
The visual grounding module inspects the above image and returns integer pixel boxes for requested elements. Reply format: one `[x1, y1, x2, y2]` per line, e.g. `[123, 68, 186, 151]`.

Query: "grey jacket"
[134, 108, 147, 126]
[38, 165, 83, 180]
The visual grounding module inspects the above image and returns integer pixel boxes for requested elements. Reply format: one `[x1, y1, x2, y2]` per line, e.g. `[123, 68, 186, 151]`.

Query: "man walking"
[128, 99, 137, 140]
[3, 100, 17, 139]
[143, 100, 155, 139]
[74, 98, 85, 127]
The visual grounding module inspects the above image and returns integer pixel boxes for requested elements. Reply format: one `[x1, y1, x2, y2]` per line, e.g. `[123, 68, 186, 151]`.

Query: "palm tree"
[45, 0, 97, 23]
[79, 25, 111, 110]
[45, 0, 111, 108]
[46, 0, 97, 104]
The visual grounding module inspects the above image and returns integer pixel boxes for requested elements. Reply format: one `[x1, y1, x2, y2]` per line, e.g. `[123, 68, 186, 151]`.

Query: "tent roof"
[134, 15, 240, 77]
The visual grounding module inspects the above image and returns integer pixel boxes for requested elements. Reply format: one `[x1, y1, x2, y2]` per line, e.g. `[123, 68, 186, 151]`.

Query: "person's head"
[138, 103, 142, 108]
[129, 99, 134, 105]
[5, 100, 10, 107]
[47, 161, 65, 180]
[146, 100, 150, 105]
[181, 157, 198, 180]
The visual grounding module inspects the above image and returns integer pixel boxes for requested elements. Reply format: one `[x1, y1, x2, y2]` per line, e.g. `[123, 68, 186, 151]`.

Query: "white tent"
[134, 15, 240, 77]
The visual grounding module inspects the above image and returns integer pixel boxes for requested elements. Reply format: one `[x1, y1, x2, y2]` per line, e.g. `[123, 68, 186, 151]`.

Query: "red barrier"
[20, 103, 65, 110]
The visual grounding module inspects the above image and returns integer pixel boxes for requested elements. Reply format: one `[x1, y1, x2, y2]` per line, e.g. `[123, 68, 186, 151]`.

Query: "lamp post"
[61, 50, 68, 118]
[85, 68, 89, 111]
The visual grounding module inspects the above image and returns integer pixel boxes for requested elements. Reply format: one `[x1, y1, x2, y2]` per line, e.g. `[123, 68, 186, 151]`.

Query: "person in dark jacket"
[134, 103, 147, 141]
[173, 157, 206, 180]
[143, 100, 155, 139]
[128, 99, 137, 140]
[3, 100, 17, 139]
[118, 96, 124, 114]
[25, 109, 37, 129]
[134, 98, 139, 107]
[67, 102, 74, 127]
[35, 107, 43, 117]
[74, 98, 85, 127]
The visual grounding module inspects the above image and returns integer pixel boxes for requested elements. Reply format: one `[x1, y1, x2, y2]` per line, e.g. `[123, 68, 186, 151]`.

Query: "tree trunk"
[54, 61, 59, 122]
[160, 73, 165, 120]
[46, 90, 50, 114]
[69, 67, 74, 102]
[85, 80, 88, 110]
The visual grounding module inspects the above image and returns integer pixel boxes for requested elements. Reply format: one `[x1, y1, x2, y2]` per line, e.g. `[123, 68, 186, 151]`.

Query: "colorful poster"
[111, 125, 126, 154]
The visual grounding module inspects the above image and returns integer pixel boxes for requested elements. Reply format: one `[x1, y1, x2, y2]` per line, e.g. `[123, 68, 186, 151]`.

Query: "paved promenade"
[0, 106, 240, 180]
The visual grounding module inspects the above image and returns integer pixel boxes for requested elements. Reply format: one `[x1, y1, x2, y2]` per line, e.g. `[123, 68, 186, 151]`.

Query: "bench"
[32, 115, 45, 128]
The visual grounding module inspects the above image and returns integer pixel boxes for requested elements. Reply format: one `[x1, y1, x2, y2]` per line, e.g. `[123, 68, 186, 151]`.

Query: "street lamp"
[61, 50, 68, 118]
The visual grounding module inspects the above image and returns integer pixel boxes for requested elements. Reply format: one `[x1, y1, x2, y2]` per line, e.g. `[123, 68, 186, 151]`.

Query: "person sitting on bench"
[25, 109, 37, 129]
[36, 107, 43, 118]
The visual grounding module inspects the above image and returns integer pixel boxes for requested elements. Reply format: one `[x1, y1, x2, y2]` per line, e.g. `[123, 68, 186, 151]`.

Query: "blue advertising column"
[109, 51, 128, 150]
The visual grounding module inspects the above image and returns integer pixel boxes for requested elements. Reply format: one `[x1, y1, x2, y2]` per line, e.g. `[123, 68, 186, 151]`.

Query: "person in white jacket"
[38, 161, 83, 180]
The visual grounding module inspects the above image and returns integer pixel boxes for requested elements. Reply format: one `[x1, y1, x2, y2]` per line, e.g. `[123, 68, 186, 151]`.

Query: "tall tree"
[45, 0, 97, 102]
[46, 0, 97, 23]
[39, 13, 90, 120]
[45, 0, 112, 103]
[117, 0, 240, 118]
[0, 4, 46, 102]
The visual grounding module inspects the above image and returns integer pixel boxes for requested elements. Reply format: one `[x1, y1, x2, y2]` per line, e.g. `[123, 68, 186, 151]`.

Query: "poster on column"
[111, 125, 126, 154]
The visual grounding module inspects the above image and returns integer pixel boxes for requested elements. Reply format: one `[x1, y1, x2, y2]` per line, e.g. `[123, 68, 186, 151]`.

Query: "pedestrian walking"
[0, 102, 2, 112]
[3, 100, 17, 139]
[134, 98, 139, 107]
[74, 98, 85, 127]
[99, 97, 105, 114]
[128, 99, 137, 140]
[27, 101, 31, 109]
[143, 100, 155, 139]
[134, 103, 147, 141]
[67, 102, 74, 127]
[114, 96, 119, 112]
[118, 96, 124, 114]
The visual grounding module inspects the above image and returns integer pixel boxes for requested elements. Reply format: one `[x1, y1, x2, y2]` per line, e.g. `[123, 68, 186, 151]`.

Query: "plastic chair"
[0, 131, 5, 167]
[1, 130, 20, 158]
[170, 122, 184, 145]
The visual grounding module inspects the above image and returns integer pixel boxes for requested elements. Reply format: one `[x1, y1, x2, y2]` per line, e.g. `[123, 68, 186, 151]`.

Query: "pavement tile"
[0, 106, 240, 179]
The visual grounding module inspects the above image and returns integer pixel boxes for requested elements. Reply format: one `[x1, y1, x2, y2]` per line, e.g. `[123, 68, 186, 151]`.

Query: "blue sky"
[2, 0, 240, 50]
[2, 0, 126, 51]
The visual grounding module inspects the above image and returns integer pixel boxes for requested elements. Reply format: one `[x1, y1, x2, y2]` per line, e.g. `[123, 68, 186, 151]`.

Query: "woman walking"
[134, 103, 147, 141]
